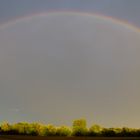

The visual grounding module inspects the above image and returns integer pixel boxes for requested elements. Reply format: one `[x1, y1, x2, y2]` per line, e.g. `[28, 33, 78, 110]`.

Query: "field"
[0, 136, 140, 140]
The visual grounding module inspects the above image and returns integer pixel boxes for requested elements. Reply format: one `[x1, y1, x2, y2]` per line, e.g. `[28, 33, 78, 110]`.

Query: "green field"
[0, 136, 140, 140]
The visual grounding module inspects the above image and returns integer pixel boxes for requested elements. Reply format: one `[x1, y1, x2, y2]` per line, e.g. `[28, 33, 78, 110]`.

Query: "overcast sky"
[0, 0, 140, 27]
[0, 0, 140, 128]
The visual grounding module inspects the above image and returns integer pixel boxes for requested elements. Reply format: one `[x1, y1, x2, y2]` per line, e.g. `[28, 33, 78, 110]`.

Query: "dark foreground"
[0, 136, 140, 140]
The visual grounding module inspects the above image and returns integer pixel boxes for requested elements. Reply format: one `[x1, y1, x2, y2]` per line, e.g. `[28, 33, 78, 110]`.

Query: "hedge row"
[0, 119, 140, 137]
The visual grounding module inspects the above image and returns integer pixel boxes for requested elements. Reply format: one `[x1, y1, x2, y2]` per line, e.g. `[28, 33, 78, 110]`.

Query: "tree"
[0, 122, 11, 133]
[89, 124, 102, 136]
[45, 124, 57, 136]
[72, 119, 88, 136]
[56, 126, 72, 136]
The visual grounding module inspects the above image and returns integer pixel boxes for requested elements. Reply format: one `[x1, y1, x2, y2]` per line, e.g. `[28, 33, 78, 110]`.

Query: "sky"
[0, 0, 140, 128]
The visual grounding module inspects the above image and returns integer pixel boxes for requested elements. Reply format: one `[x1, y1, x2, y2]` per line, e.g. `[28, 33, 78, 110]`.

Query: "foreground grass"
[0, 135, 140, 140]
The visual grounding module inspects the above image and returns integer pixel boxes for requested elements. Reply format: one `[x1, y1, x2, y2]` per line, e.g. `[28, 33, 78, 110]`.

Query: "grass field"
[0, 136, 140, 140]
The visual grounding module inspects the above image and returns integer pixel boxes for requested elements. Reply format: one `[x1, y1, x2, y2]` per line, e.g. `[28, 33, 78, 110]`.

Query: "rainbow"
[0, 11, 140, 33]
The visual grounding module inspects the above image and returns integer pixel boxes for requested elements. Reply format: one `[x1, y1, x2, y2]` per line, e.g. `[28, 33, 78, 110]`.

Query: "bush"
[72, 119, 88, 136]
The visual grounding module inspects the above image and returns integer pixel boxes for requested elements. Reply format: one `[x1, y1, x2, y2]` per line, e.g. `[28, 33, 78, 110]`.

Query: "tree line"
[0, 119, 140, 137]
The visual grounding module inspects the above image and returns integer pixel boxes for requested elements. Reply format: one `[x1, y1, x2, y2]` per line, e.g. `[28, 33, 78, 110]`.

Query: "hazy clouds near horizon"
[0, 14, 140, 127]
